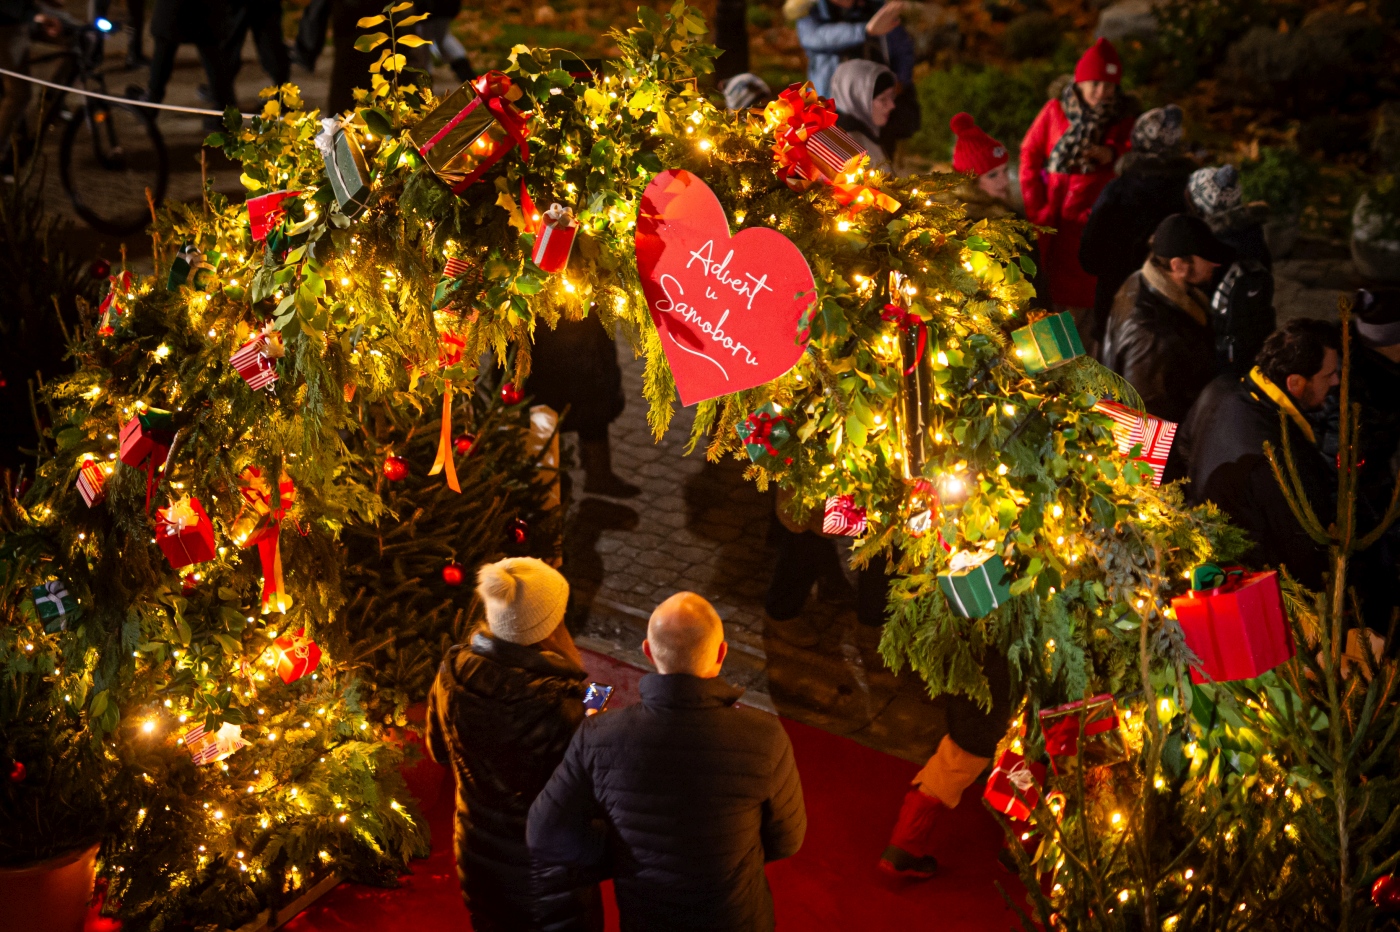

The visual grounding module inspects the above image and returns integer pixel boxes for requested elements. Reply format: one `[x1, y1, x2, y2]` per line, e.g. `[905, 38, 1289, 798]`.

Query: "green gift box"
[168, 245, 215, 290]
[32, 580, 80, 631]
[735, 403, 794, 467]
[938, 550, 1012, 618]
[317, 118, 372, 219]
[1012, 312, 1085, 373]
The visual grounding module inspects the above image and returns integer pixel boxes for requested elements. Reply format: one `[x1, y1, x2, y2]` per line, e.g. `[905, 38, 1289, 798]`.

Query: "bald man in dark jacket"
[527, 592, 806, 932]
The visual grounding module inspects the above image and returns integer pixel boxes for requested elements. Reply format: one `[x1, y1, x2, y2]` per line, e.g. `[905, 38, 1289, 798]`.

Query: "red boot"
[879, 789, 943, 879]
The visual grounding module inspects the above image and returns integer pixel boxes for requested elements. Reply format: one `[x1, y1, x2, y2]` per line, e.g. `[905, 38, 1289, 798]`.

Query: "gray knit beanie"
[1131, 105, 1184, 158]
[1187, 165, 1242, 219]
[476, 557, 569, 645]
[721, 73, 773, 112]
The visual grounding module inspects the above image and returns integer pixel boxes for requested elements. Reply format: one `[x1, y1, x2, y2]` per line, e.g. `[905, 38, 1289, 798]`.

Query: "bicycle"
[17, 15, 169, 236]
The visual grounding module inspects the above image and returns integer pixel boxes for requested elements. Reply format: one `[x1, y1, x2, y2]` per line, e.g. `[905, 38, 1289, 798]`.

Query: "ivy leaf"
[965, 234, 990, 252]
[395, 33, 431, 47]
[395, 12, 429, 27]
[354, 32, 390, 52]
[355, 14, 386, 27]
[1018, 255, 1038, 276]
[389, 1, 414, 11]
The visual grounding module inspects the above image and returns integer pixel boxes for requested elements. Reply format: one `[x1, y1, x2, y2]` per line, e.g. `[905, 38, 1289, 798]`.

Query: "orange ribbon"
[429, 380, 462, 493]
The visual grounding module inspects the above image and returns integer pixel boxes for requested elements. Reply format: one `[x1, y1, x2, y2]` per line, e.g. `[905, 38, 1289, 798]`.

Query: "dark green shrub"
[746, 4, 774, 28]
[1239, 146, 1318, 216]
[909, 60, 1062, 161]
[1219, 12, 1384, 117]
[1003, 11, 1061, 61]
[1152, 0, 1275, 89]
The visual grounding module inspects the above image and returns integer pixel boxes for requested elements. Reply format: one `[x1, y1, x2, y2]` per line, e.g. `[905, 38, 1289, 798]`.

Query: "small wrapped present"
[234, 467, 296, 613]
[76, 458, 107, 507]
[793, 125, 866, 184]
[1093, 399, 1177, 487]
[822, 495, 867, 536]
[983, 750, 1046, 820]
[168, 244, 215, 290]
[938, 549, 1012, 618]
[1038, 693, 1129, 776]
[532, 203, 577, 274]
[98, 270, 134, 336]
[32, 580, 80, 630]
[316, 117, 372, 219]
[433, 255, 479, 311]
[1171, 566, 1293, 683]
[735, 403, 794, 468]
[247, 190, 300, 243]
[156, 497, 217, 569]
[409, 71, 531, 195]
[273, 627, 322, 683]
[1012, 312, 1085, 373]
[184, 722, 247, 765]
[119, 408, 175, 468]
[230, 331, 282, 391]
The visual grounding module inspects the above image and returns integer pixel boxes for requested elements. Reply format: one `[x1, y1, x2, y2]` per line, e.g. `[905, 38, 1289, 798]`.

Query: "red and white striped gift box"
[822, 495, 868, 536]
[1094, 399, 1177, 486]
[443, 255, 470, 279]
[76, 459, 106, 507]
[230, 337, 279, 390]
[804, 125, 866, 182]
[532, 205, 577, 274]
[184, 722, 247, 765]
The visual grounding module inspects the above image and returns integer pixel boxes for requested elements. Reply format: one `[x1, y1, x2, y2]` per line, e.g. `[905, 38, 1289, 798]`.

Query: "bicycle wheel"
[59, 100, 168, 237]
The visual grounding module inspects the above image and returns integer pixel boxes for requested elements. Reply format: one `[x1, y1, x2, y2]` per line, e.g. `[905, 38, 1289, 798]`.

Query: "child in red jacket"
[1019, 38, 1137, 348]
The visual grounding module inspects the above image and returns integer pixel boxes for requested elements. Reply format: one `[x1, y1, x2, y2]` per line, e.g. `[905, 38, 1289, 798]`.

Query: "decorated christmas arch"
[7, 2, 1399, 929]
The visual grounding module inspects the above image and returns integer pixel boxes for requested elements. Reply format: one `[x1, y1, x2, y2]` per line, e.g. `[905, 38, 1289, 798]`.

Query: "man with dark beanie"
[528, 592, 806, 932]
[1101, 213, 1235, 422]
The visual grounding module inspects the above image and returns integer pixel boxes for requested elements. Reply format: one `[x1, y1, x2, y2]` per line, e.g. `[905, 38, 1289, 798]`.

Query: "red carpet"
[282, 650, 1024, 931]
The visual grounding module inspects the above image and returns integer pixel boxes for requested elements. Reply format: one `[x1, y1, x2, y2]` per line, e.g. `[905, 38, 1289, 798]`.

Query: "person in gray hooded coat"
[829, 58, 900, 174]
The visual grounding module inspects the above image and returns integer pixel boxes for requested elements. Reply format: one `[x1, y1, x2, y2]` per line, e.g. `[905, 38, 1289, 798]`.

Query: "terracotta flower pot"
[0, 842, 100, 932]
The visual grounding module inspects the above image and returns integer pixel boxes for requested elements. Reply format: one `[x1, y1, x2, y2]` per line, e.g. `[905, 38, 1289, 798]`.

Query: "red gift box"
[1093, 399, 1177, 487]
[119, 409, 175, 468]
[1171, 570, 1294, 683]
[156, 497, 217, 569]
[76, 459, 107, 507]
[273, 627, 322, 683]
[983, 750, 1045, 820]
[822, 495, 867, 536]
[532, 203, 577, 274]
[247, 190, 301, 243]
[1037, 693, 1129, 776]
[230, 334, 280, 390]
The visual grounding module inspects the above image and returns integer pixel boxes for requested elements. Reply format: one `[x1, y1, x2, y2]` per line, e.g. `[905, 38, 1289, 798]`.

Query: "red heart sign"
[635, 169, 815, 406]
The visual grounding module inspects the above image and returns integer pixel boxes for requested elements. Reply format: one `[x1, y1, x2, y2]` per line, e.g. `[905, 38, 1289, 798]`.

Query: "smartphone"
[583, 683, 614, 715]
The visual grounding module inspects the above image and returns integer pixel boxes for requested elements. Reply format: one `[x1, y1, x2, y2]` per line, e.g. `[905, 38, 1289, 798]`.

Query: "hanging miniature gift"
[233, 466, 296, 613]
[409, 71, 531, 195]
[168, 245, 215, 290]
[120, 408, 175, 511]
[822, 495, 867, 536]
[156, 497, 217, 569]
[315, 117, 372, 219]
[888, 271, 934, 481]
[76, 457, 107, 507]
[32, 580, 80, 631]
[735, 403, 794, 468]
[97, 270, 134, 336]
[434, 255, 472, 310]
[532, 203, 578, 274]
[184, 722, 247, 764]
[1012, 311, 1085, 373]
[246, 190, 301, 243]
[1171, 565, 1293, 683]
[763, 83, 900, 214]
[938, 549, 1012, 618]
[1038, 693, 1130, 776]
[1092, 399, 1177, 487]
[230, 328, 284, 391]
[273, 627, 322, 683]
[983, 750, 1046, 820]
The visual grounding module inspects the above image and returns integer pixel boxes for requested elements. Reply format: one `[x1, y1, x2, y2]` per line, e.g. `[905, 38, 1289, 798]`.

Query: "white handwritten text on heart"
[651, 240, 773, 380]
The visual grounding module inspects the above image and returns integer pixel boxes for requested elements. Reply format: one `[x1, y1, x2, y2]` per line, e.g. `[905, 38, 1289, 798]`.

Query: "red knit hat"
[950, 113, 1009, 177]
[1074, 37, 1122, 84]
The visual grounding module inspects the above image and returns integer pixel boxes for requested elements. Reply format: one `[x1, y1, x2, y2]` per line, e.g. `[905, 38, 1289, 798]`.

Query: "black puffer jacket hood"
[426, 631, 594, 932]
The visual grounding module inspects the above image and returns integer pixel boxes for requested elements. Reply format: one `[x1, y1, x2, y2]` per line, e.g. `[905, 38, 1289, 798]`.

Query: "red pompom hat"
[949, 113, 1009, 177]
[1074, 37, 1122, 84]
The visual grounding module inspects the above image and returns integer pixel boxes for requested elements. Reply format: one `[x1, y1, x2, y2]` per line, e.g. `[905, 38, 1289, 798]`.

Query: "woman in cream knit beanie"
[476, 557, 570, 645]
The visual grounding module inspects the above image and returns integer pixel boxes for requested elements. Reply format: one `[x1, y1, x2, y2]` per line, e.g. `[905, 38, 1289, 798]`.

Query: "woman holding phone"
[426, 557, 602, 932]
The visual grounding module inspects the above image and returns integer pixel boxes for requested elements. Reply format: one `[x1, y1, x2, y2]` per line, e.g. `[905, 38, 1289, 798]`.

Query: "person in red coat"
[1019, 38, 1136, 351]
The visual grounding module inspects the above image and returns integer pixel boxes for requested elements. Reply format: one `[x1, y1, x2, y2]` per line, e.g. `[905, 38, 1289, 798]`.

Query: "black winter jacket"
[150, 0, 230, 42]
[1176, 375, 1334, 590]
[1101, 270, 1219, 424]
[426, 632, 597, 932]
[524, 315, 625, 440]
[1079, 155, 1196, 341]
[527, 674, 807, 932]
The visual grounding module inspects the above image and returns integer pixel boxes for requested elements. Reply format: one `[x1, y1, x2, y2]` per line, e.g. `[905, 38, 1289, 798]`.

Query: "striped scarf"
[1045, 83, 1122, 175]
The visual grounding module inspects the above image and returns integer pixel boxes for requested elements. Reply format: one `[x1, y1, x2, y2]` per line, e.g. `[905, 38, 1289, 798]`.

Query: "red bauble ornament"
[90, 258, 111, 279]
[8, 760, 26, 783]
[454, 433, 476, 456]
[383, 455, 409, 481]
[1373, 874, 1400, 912]
[500, 382, 523, 405]
[273, 628, 323, 684]
[442, 562, 465, 586]
[509, 518, 529, 544]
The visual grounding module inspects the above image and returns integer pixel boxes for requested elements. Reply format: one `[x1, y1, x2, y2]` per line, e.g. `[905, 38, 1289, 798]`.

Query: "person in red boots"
[1019, 38, 1137, 353]
[880, 652, 1016, 879]
[948, 112, 1015, 220]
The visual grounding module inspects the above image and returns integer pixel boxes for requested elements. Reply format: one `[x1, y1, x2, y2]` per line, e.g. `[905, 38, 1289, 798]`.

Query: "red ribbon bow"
[1042, 706, 1118, 759]
[742, 410, 790, 456]
[237, 467, 296, 613]
[765, 84, 838, 189]
[881, 303, 927, 375]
